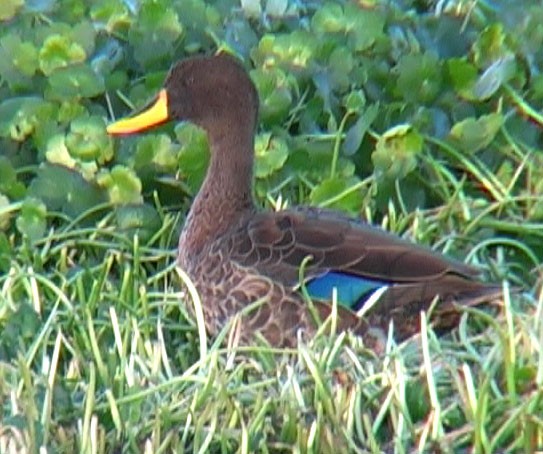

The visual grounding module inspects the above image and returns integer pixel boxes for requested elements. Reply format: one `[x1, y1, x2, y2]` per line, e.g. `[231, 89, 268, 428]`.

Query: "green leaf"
[90, 0, 131, 33]
[45, 115, 113, 180]
[65, 116, 114, 163]
[0, 0, 23, 20]
[0, 302, 42, 360]
[16, 198, 47, 242]
[253, 31, 316, 72]
[178, 0, 221, 28]
[45, 134, 78, 169]
[97, 166, 143, 205]
[395, 53, 441, 104]
[0, 34, 39, 87]
[175, 123, 210, 192]
[472, 23, 509, 68]
[472, 56, 516, 100]
[265, 0, 288, 16]
[46, 64, 105, 100]
[0, 97, 56, 141]
[311, 3, 345, 33]
[128, 0, 183, 68]
[114, 204, 162, 243]
[38, 34, 86, 76]
[0, 194, 11, 231]
[328, 46, 354, 90]
[71, 21, 97, 56]
[0, 232, 10, 272]
[372, 124, 423, 181]
[289, 138, 355, 181]
[345, 4, 385, 51]
[255, 133, 289, 178]
[313, 3, 386, 54]
[134, 134, 178, 172]
[0, 156, 25, 199]
[251, 67, 293, 124]
[514, 365, 536, 394]
[240, 0, 261, 18]
[310, 176, 363, 213]
[343, 90, 366, 114]
[57, 100, 87, 124]
[447, 58, 478, 100]
[28, 164, 106, 218]
[53, 0, 86, 22]
[449, 55, 516, 101]
[342, 103, 378, 156]
[405, 379, 430, 422]
[449, 113, 503, 154]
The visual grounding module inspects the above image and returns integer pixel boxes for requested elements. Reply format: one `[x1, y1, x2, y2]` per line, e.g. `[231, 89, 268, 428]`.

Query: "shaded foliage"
[1, 0, 542, 452]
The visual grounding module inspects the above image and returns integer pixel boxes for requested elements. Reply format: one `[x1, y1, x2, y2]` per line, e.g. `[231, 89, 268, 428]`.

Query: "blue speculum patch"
[305, 271, 389, 310]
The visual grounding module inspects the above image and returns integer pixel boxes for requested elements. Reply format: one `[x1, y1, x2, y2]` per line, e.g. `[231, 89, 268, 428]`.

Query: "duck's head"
[107, 54, 259, 140]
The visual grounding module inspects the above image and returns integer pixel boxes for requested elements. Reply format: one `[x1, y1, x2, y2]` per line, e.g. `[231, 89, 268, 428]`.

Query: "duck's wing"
[227, 207, 502, 340]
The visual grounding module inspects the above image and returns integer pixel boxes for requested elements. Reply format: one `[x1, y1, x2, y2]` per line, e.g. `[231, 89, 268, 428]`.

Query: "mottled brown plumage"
[108, 54, 502, 349]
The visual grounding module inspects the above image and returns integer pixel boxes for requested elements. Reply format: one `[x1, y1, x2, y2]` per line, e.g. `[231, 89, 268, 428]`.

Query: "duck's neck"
[179, 128, 255, 258]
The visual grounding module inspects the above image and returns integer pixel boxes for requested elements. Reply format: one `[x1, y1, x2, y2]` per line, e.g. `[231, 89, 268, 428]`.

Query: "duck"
[107, 53, 503, 349]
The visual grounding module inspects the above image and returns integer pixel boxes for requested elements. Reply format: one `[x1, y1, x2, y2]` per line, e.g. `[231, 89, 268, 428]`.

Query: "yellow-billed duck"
[107, 53, 502, 349]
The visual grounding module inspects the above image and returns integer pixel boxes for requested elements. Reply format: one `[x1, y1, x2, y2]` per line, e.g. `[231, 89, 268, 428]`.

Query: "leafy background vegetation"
[1, 0, 542, 451]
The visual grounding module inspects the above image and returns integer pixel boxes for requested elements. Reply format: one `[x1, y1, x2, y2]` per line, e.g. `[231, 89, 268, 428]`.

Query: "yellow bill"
[107, 89, 169, 135]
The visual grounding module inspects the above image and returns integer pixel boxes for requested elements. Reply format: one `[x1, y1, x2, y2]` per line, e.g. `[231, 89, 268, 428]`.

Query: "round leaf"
[0, 97, 56, 141]
[115, 204, 162, 243]
[28, 164, 106, 218]
[16, 198, 47, 241]
[97, 166, 143, 205]
[309, 176, 364, 213]
[46, 64, 105, 100]
[38, 34, 86, 76]
[449, 113, 503, 154]
[372, 124, 423, 181]
[175, 123, 210, 192]
[128, 1, 183, 68]
[65, 116, 113, 163]
[255, 133, 289, 178]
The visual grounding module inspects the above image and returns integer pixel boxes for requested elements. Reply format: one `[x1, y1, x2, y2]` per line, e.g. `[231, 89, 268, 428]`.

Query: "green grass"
[1, 192, 541, 452]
